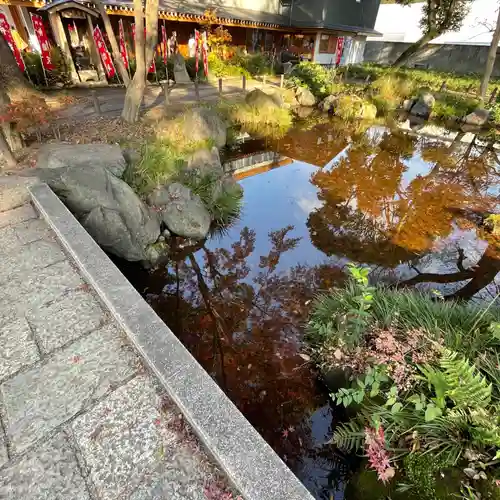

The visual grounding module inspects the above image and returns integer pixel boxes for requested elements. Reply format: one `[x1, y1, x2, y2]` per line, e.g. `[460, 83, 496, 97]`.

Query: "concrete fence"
[364, 41, 500, 76]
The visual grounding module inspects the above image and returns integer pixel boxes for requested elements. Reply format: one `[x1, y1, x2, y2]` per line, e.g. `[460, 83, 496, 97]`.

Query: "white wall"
[369, 0, 499, 46]
[313, 33, 366, 65]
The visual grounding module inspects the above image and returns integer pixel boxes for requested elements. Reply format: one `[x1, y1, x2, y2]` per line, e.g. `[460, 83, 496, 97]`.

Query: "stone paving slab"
[1, 324, 139, 454]
[0, 260, 84, 328]
[0, 219, 53, 252]
[0, 318, 39, 382]
[26, 289, 106, 353]
[0, 204, 37, 229]
[72, 375, 209, 500]
[0, 437, 7, 469]
[0, 432, 90, 500]
[0, 239, 66, 285]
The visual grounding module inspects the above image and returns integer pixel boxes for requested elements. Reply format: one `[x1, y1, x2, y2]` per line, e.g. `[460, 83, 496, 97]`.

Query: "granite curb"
[29, 183, 314, 500]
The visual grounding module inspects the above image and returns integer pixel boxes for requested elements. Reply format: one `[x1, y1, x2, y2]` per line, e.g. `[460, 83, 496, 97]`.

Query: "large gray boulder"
[147, 183, 210, 240]
[185, 146, 222, 173]
[295, 86, 316, 107]
[38, 165, 160, 261]
[319, 95, 337, 113]
[410, 92, 435, 119]
[165, 107, 227, 148]
[245, 89, 281, 110]
[464, 108, 490, 126]
[37, 143, 127, 177]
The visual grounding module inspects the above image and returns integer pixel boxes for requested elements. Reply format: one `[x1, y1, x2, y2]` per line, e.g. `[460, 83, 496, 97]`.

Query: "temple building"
[0, 0, 381, 82]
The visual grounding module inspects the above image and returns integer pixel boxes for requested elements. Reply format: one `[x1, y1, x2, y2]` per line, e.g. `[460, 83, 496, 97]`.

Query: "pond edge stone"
[28, 182, 314, 500]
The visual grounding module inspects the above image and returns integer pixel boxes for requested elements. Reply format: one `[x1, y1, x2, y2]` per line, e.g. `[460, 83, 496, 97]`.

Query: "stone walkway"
[56, 77, 283, 123]
[0, 202, 226, 499]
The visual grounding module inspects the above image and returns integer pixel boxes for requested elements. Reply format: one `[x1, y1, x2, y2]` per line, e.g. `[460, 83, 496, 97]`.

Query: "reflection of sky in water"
[209, 127, 500, 299]
[206, 161, 333, 275]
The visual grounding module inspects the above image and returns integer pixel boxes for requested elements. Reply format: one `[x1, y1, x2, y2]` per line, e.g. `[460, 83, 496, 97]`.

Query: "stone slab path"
[0, 202, 227, 499]
[56, 77, 283, 123]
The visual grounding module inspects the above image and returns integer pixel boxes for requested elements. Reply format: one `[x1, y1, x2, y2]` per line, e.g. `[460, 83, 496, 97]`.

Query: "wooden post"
[48, 12, 79, 83]
[194, 80, 200, 101]
[439, 81, 447, 92]
[489, 87, 498, 104]
[162, 82, 170, 112]
[242, 74, 246, 91]
[86, 15, 105, 82]
[262, 74, 267, 86]
[280, 74, 284, 88]
[91, 90, 101, 115]
[218, 78, 222, 95]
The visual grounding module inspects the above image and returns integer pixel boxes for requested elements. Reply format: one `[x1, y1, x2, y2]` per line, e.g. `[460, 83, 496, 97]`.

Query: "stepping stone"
[0, 432, 89, 500]
[26, 289, 105, 353]
[72, 375, 208, 500]
[0, 318, 39, 382]
[1, 325, 139, 454]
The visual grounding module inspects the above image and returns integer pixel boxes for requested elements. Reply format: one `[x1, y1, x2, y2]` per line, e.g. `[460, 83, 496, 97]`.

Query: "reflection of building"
[2, 0, 381, 82]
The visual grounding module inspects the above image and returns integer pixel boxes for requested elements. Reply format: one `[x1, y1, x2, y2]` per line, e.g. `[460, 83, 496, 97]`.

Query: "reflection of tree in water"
[142, 226, 346, 474]
[308, 130, 500, 299]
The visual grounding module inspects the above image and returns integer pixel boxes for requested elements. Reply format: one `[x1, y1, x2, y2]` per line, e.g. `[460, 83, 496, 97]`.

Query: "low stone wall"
[364, 41, 500, 76]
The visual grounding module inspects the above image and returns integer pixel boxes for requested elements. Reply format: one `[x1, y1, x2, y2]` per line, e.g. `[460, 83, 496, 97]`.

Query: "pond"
[117, 117, 500, 499]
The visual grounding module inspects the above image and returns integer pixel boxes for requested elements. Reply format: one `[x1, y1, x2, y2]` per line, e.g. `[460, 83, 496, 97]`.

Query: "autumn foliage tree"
[392, 0, 474, 67]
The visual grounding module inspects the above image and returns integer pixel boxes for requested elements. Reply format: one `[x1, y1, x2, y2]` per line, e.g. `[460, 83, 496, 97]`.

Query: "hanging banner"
[161, 24, 167, 64]
[93, 25, 115, 78]
[132, 23, 155, 73]
[201, 31, 208, 77]
[194, 30, 200, 76]
[0, 14, 25, 72]
[31, 14, 54, 71]
[118, 19, 129, 69]
[67, 21, 79, 47]
[335, 36, 345, 66]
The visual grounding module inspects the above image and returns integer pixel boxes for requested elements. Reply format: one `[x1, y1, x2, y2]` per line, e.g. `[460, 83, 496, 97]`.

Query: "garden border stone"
[28, 182, 314, 500]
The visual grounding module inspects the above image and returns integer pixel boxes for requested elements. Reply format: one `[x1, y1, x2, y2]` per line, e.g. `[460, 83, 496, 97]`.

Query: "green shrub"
[287, 61, 335, 98]
[24, 47, 71, 87]
[178, 169, 243, 227]
[239, 53, 274, 76]
[229, 102, 292, 138]
[335, 95, 377, 120]
[349, 63, 500, 96]
[123, 139, 185, 195]
[307, 266, 500, 497]
[208, 52, 250, 78]
[433, 92, 479, 119]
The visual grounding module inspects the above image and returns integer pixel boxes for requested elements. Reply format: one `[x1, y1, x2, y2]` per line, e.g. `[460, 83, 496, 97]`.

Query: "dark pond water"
[118, 118, 500, 499]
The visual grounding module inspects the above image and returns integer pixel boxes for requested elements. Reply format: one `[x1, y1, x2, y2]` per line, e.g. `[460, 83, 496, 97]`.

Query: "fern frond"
[332, 421, 365, 452]
[440, 350, 492, 408]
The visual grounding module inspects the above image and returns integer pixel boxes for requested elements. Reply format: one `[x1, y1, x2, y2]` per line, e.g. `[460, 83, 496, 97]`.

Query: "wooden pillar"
[85, 15, 105, 81]
[48, 11, 79, 83]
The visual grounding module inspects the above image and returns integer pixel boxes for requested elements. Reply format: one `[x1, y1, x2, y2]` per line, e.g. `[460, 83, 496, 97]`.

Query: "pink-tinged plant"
[365, 426, 395, 483]
[204, 479, 242, 500]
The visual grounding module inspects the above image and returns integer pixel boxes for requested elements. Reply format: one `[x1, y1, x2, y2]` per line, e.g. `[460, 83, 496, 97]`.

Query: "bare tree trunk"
[121, 0, 158, 123]
[93, 0, 130, 86]
[121, 0, 146, 122]
[0, 129, 16, 168]
[0, 33, 40, 101]
[0, 82, 22, 152]
[392, 31, 438, 68]
[480, 7, 500, 100]
[144, 0, 159, 70]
